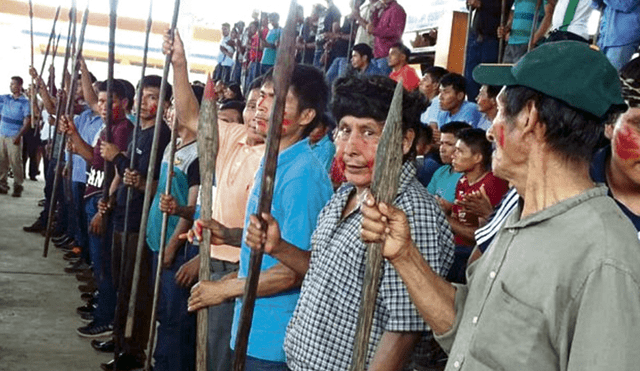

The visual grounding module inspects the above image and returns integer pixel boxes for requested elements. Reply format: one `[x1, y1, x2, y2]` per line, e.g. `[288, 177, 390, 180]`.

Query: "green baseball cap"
[473, 41, 627, 118]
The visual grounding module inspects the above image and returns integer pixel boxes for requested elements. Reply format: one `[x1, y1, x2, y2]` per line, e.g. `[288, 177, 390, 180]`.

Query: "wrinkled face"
[334, 115, 383, 190]
[419, 74, 438, 100]
[10, 79, 22, 95]
[452, 139, 480, 173]
[97, 91, 126, 123]
[439, 132, 457, 165]
[439, 85, 464, 112]
[243, 88, 264, 145]
[351, 51, 366, 70]
[254, 81, 302, 138]
[476, 85, 496, 114]
[611, 107, 640, 186]
[138, 87, 161, 121]
[387, 47, 403, 68]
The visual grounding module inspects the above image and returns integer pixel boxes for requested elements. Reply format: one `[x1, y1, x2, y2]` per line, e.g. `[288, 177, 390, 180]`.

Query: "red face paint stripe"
[615, 124, 640, 161]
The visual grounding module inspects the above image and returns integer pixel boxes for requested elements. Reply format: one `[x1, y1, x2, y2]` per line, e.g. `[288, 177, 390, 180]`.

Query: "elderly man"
[361, 41, 640, 370]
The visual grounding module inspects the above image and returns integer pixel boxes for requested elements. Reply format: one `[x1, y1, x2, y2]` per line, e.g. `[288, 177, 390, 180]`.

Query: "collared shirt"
[371, 0, 407, 58]
[218, 35, 235, 67]
[430, 100, 484, 129]
[285, 162, 455, 371]
[211, 122, 264, 263]
[230, 139, 333, 362]
[389, 64, 421, 91]
[306, 134, 335, 173]
[551, 0, 593, 40]
[326, 58, 387, 86]
[597, 0, 640, 48]
[427, 165, 463, 203]
[355, 0, 375, 47]
[509, 0, 546, 45]
[436, 186, 640, 370]
[0, 94, 30, 137]
[68, 108, 103, 183]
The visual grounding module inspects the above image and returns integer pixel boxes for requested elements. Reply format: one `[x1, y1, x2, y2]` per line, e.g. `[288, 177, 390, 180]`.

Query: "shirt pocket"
[469, 281, 554, 371]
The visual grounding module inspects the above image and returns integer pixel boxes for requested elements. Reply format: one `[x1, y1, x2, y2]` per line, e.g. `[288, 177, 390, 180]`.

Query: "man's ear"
[604, 123, 614, 140]
[298, 108, 316, 127]
[402, 129, 416, 155]
[456, 91, 465, 102]
[522, 100, 545, 141]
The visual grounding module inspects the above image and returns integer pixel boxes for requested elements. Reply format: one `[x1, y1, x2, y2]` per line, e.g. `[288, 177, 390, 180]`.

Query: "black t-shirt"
[112, 121, 171, 232]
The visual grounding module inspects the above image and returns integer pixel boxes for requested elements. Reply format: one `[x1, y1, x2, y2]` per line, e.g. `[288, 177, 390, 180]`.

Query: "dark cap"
[473, 41, 626, 118]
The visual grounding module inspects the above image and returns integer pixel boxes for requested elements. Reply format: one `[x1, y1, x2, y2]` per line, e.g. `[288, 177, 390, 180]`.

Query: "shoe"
[0, 185, 8, 194]
[65, 260, 89, 274]
[91, 339, 115, 353]
[100, 354, 144, 371]
[76, 270, 94, 282]
[29, 176, 37, 181]
[11, 185, 23, 197]
[54, 236, 74, 248]
[79, 311, 94, 323]
[80, 291, 96, 302]
[78, 282, 97, 293]
[76, 322, 113, 338]
[23, 220, 46, 233]
[38, 198, 46, 207]
[63, 251, 80, 261]
[77, 302, 96, 315]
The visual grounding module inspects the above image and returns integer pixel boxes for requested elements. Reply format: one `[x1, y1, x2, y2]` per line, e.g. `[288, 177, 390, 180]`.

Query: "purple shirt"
[371, 0, 406, 58]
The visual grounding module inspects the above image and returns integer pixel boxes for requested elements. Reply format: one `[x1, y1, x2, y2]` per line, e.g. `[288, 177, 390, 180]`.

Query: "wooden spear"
[63, 1, 79, 212]
[112, 0, 154, 364]
[125, 0, 181, 339]
[46, 33, 62, 161]
[349, 81, 405, 371]
[43, 1, 77, 258]
[29, 0, 35, 129]
[144, 111, 180, 371]
[232, 1, 298, 370]
[39, 6, 61, 79]
[103, 0, 118, 205]
[498, 0, 506, 63]
[195, 75, 219, 371]
[528, 0, 543, 52]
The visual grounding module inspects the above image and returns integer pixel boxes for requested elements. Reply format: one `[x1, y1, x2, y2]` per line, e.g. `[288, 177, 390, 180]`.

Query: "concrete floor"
[0, 176, 111, 371]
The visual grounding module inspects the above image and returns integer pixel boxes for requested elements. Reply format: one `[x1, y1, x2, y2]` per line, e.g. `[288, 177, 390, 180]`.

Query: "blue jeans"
[39, 159, 66, 235]
[243, 355, 289, 371]
[464, 31, 499, 101]
[70, 182, 88, 260]
[85, 193, 116, 326]
[602, 41, 640, 71]
[152, 243, 199, 371]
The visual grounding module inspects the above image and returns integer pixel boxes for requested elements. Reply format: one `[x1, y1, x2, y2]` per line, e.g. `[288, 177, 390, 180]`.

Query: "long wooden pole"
[112, 0, 154, 364]
[126, 0, 181, 339]
[144, 112, 179, 371]
[39, 6, 61, 79]
[29, 0, 36, 129]
[232, 1, 298, 370]
[349, 81, 405, 371]
[43, 1, 77, 258]
[528, 0, 543, 52]
[103, 0, 118, 204]
[498, 0, 506, 63]
[195, 75, 218, 371]
[63, 1, 79, 236]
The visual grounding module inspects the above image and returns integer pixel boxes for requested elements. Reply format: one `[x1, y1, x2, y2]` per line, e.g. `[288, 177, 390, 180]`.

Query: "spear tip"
[203, 73, 216, 102]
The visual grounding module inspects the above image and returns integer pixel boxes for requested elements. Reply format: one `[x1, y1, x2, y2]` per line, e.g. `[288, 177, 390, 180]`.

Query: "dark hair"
[191, 84, 204, 105]
[352, 43, 373, 63]
[11, 76, 23, 85]
[220, 100, 245, 123]
[457, 128, 492, 169]
[222, 22, 230, 28]
[226, 83, 244, 101]
[263, 64, 329, 137]
[139, 75, 173, 102]
[485, 85, 502, 99]
[98, 79, 127, 101]
[117, 79, 135, 110]
[391, 43, 411, 60]
[440, 121, 472, 136]
[320, 111, 336, 132]
[440, 73, 466, 94]
[416, 124, 433, 146]
[248, 75, 264, 92]
[502, 85, 622, 163]
[424, 66, 448, 84]
[331, 74, 427, 160]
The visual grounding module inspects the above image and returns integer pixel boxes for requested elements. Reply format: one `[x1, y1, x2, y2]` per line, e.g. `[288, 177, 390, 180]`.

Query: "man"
[368, 0, 406, 63]
[325, 43, 385, 86]
[590, 56, 640, 234]
[498, 0, 555, 63]
[351, 0, 377, 48]
[187, 65, 333, 369]
[419, 66, 448, 106]
[475, 84, 501, 130]
[361, 41, 639, 371]
[215, 23, 235, 83]
[260, 13, 282, 75]
[595, 0, 640, 70]
[388, 43, 420, 91]
[95, 75, 172, 370]
[65, 80, 134, 338]
[313, 0, 341, 70]
[244, 74, 454, 370]
[0, 76, 31, 197]
[549, 0, 593, 42]
[427, 122, 471, 203]
[425, 73, 483, 129]
[218, 100, 245, 124]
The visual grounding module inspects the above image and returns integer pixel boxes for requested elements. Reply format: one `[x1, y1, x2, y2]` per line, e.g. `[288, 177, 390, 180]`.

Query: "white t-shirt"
[551, 0, 593, 40]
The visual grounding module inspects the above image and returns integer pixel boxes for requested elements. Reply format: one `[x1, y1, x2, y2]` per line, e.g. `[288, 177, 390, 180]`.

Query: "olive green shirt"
[436, 186, 640, 370]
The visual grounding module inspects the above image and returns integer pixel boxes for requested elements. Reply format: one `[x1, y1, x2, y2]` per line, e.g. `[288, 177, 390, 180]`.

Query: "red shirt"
[249, 28, 268, 62]
[451, 171, 509, 246]
[389, 64, 421, 91]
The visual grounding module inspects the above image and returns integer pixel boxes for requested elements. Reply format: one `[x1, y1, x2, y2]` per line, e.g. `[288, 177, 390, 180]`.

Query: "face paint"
[366, 158, 375, 170]
[281, 117, 292, 135]
[615, 124, 640, 161]
[496, 125, 505, 148]
[149, 104, 158, 117]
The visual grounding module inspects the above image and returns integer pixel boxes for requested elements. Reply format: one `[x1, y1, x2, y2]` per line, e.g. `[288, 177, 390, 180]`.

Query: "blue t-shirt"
[230, 139, 333, 362]
[307, 134, 336, 173]
[261, 28, 282, 66]
[434, 100, 483, 129]
[0, 94, 30, 137]
[146, 141, 200, 252]
[416, 152, 443, 187]
[68, 108, 103, 183]
[509, 0, 546, 45]
[426, 164, 462, 203]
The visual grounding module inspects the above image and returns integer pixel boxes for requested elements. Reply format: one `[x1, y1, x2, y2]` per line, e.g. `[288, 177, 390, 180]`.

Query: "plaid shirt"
[285, 162, 455, 370]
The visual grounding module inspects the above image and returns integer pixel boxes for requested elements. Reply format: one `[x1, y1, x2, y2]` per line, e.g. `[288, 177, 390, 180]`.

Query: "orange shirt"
[210, 122, 265, 262]
[389, 64, 421, 91]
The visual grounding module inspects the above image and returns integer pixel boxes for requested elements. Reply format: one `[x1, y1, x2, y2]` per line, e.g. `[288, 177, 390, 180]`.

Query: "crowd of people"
[1, 0, 639, 370]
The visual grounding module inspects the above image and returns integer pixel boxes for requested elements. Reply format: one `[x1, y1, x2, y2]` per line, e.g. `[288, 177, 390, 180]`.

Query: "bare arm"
[531, 0, 556, 47]
[368, 331, 422, 371]
[63, 116, 94, 162]
[163, 185, 199, 267]
[79, 57, 99, 113]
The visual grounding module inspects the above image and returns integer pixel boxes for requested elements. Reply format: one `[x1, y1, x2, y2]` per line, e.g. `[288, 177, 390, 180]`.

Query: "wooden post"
[498, 0, 506, 63]
[349, 81, 405, 371]
[28, 0, 35, 129]
[232, 1, 298, 370]
[195, 75, 219, 371]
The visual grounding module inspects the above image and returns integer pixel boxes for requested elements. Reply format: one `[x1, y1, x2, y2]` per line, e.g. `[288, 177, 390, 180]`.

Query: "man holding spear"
[0, 76, 31, 197]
